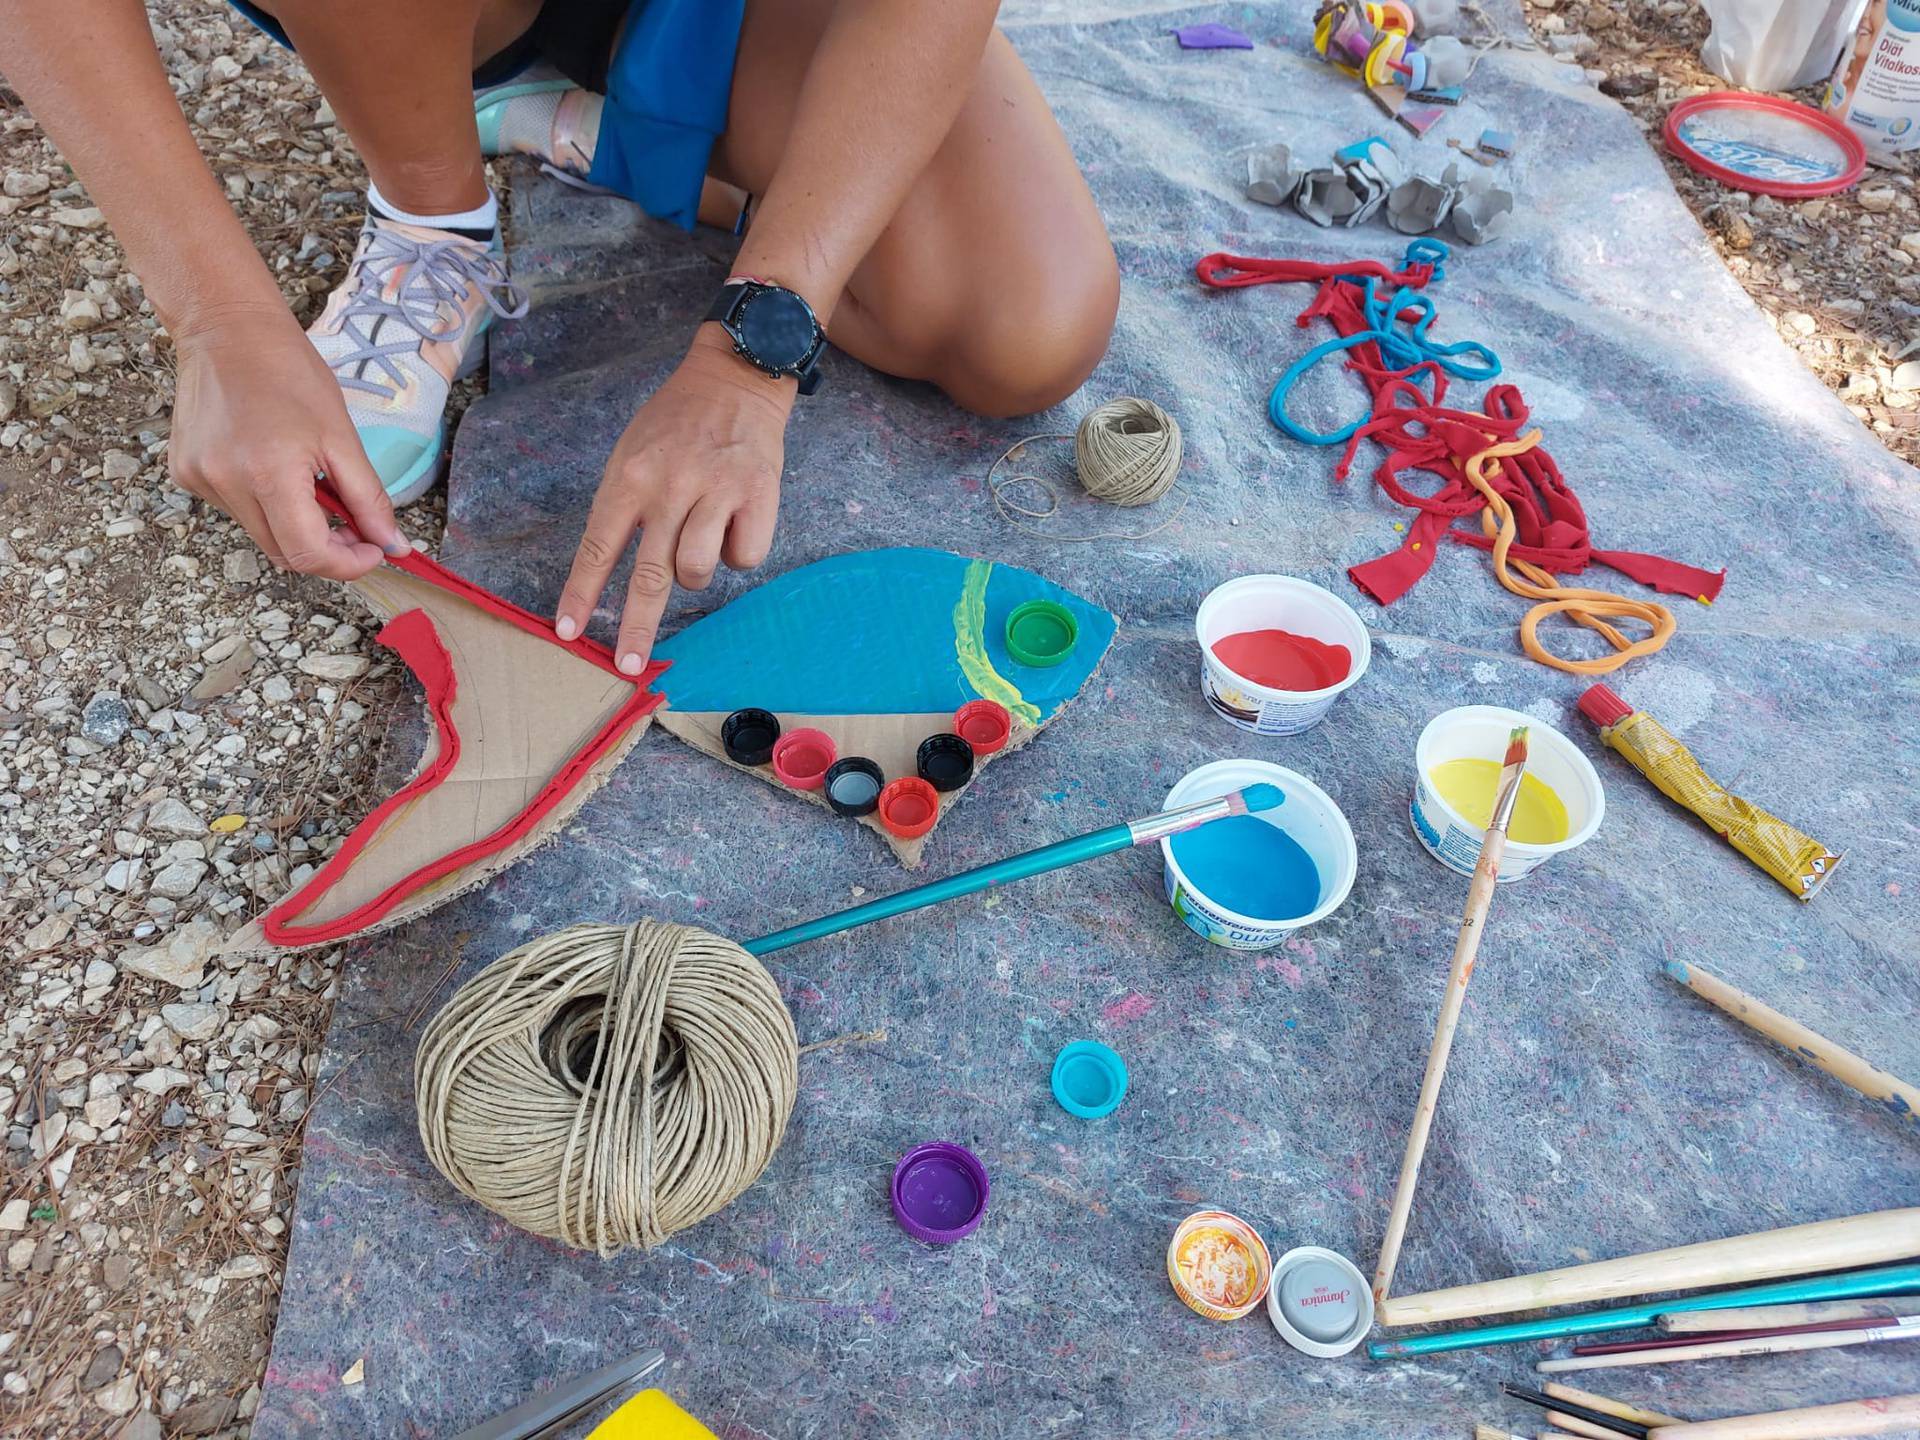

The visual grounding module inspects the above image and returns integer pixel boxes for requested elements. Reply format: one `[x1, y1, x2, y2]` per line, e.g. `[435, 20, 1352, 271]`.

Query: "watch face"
[736, 288, 816, 371]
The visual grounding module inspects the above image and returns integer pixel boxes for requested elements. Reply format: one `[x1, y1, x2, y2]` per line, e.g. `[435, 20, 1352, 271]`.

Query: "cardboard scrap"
[231, 564, 662, 950]
[1245, 144, 1304, 207]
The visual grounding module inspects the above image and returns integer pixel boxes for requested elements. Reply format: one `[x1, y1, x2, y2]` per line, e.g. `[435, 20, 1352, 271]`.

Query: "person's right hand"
[167, 301, 408, 578]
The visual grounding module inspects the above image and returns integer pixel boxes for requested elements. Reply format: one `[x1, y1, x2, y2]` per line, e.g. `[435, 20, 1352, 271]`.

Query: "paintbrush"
[1478, 1427, 1531, 1440]
[1539, 1315, 1920, 1373]
[1574, 1316, 1886, 1355]
[1502, 1381, 1649, 1438]
[1373, 725, 1529, 1305]
[745, 783, 1284, 955]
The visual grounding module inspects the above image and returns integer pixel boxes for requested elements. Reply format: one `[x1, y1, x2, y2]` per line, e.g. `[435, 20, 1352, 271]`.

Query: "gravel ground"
[0, 2, 1909, 1436]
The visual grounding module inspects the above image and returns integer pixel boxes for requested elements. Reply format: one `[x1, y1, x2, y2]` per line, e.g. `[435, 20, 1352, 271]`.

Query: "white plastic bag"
[1701, 0, 1868, 91]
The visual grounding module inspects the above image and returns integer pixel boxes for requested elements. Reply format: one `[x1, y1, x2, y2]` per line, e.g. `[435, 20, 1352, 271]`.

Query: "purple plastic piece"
[1171, 22, 1254, 49]
[890, 1142, 990, 1244]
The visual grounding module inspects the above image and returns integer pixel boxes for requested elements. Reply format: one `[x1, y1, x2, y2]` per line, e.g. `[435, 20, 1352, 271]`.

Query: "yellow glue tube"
[591, 1388, 718, 1440]
[1578, 684, 1840, 901]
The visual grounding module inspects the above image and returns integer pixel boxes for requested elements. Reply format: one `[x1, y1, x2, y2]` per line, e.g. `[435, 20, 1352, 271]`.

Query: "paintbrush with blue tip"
[1374, 725, 1531, 1308]
[746, 783, 1284, 955]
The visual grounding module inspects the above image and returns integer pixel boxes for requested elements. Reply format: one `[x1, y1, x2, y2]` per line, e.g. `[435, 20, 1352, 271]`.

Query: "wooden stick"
[1373, 729, 1529, 1304]
[1549, 1413, 1639, 1440]
[1539, 1317, 1920, 1373]
[1544, 1383, 1687, 1429]
[1659, 1297, 1920, 1333]
[1662, 960, 1920, 1129]
[1477, 1427, 1529, 1440]
[1649, 1394, 1920, 1440]
[1377, 1209, 1920, 1327]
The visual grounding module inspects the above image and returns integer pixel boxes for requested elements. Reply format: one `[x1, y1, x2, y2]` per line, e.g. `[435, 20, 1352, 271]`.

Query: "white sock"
[367, 181, 499, 237]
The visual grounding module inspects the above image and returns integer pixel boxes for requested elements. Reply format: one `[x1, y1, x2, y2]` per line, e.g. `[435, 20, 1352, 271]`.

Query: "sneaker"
[308, 216, 528, 504]
[474, 63, 603, 181]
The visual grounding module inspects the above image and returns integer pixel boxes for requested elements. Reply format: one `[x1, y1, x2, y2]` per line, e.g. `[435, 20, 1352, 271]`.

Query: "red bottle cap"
[771, 728, 837, 791]
[952, 700, 1012, 756]
[878, 777, 940, 839]
[1577, 683, 1632, 729]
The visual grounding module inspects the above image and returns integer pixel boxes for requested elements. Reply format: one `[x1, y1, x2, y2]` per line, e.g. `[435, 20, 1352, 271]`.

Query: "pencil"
[1657, 1296, 1920, 1333]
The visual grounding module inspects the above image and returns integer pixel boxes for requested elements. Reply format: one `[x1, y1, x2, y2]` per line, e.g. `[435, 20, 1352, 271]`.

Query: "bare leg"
[711, 5, 1119, 417]
[246, 0, 542, 213]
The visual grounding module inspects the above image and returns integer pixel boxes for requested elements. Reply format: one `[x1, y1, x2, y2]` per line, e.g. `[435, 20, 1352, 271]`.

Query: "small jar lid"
[771, 728, 837, 791]
[1166, 1210, 1273, 1321]
[953, 699, 1013, 756]
[720, 708, 780, 767]
[823, 757, 884, 816]
[1050, 1040, 1128, 1120]
[1005, 601, 1079, 668]
[1266, 1246, 1373, 1357]
[878, 777, 939, 839]
[916, 733, 975, 793]
[891, 1141, 989, 1244]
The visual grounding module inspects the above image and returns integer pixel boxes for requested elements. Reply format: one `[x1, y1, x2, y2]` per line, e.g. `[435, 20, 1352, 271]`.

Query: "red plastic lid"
[1663, 94, 1865, 200]
[1578, 683, 1633, 729]
[878, 777, 940, 839]
[953, 699, 1013, 756]
[771, 728, 837, 790]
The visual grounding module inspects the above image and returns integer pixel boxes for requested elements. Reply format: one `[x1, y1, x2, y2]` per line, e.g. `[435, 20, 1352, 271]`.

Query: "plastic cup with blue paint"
[1411, 705, 1605, 882]
[1195, 576, 1371, 736]
[1159, 759, 1357, 951]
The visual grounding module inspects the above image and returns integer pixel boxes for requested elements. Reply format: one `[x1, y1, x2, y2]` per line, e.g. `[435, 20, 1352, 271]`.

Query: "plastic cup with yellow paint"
[1411, 705, 1605, 882]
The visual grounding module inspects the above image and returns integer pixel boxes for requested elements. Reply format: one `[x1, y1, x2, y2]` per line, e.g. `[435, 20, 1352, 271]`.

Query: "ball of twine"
[988, 395, 1187, 541]
[415, 920, 798, 1257]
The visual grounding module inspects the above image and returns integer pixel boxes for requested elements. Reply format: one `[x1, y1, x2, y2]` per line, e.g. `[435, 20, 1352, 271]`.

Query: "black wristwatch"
[704, 278, 827, 395]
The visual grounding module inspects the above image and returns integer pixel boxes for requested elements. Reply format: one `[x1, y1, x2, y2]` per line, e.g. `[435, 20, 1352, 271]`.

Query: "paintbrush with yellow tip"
[1375, 726, 1530, 1305]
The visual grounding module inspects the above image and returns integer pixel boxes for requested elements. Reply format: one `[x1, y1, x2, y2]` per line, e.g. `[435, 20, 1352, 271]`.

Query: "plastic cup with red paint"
[1195, 575, 1371, 736]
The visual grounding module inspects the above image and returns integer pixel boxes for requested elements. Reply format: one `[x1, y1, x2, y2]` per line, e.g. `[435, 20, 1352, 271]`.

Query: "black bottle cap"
[823, 756, 884, 816]
[916, 732, 975, 793]
[721, 708, 780, 766]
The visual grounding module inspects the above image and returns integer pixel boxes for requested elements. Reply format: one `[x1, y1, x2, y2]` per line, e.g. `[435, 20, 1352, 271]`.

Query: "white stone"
[160, 1002, 220, 1042]
[48, 206, 106, 230]
[94, 1373, 139, 1416]
[147, 797, 206, 836]
[131, 1067, 190, 1096]
[120, 920, 218, 989]
[100, 449, 141, 482]
[296, 653, 370, 681]
[218, 1254, 269, 1281]
[149, 859, 208, 899]
[0, 1200, 28, 1231]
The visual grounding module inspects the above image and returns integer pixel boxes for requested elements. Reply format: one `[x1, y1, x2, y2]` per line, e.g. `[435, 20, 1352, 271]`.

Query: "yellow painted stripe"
[952, 560, 1040, 727]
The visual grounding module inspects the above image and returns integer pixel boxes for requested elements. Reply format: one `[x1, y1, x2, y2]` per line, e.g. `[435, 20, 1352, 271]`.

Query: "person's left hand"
[555, 325, 793, 674]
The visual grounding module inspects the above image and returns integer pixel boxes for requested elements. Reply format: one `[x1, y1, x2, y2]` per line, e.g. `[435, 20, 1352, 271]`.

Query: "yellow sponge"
[590, 1388, 718, 1440]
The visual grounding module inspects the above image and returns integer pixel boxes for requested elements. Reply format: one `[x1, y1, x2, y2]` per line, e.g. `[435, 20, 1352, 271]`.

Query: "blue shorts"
[228, 0, 743, 230]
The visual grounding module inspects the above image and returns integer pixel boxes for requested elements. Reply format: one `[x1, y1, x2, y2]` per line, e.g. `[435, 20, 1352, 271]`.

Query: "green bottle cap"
[1005, 600, 1078, 668]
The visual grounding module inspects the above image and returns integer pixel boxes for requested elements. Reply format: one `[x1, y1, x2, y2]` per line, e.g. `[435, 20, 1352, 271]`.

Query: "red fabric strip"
[1196, 250, 1727, 608]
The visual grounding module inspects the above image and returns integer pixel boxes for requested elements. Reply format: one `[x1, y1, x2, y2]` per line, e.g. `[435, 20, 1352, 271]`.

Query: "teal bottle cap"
[1050, 1040, 1128, 1119]
[1005, 601, 1078, 668]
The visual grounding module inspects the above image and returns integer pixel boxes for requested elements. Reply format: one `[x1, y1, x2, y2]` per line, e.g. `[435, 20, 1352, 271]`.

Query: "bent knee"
[935, 247, 1121, 419]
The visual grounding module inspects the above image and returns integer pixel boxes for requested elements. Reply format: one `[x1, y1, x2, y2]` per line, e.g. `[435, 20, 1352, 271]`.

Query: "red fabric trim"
[1197, 251, 1728, 608]
[261, 503, 667, 945]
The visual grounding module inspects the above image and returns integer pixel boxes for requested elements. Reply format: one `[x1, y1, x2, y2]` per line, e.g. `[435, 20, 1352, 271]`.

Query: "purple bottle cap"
[890, 1141, 989, 1244]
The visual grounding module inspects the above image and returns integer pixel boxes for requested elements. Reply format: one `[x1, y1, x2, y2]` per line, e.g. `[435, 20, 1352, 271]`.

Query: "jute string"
[415, 920, 799, 1256]
[988, 395, 1187, 541]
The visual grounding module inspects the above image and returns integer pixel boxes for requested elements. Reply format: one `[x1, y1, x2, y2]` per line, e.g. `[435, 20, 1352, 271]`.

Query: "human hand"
[168, 301, 408, 578]
[555, 325, 790, 674]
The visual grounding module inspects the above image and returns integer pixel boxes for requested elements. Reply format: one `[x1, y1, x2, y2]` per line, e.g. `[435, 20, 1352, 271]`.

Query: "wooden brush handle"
[1373, 829, 1508, 1305]
[1379, 1208, 1920, 1327]
[1544, 1383, 1686, 1428]
[1650, 1394, 1920, 1439]
[1665, 960, 1920, 1128]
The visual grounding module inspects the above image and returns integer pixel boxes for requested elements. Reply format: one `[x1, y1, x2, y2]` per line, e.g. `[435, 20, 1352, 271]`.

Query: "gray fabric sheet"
[256, 4, 1920, 1436]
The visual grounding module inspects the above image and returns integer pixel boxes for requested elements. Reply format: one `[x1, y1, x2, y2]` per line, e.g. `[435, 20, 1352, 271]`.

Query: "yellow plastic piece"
[590, 1389, 719, 1440]
[210, 813, 246, 833]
